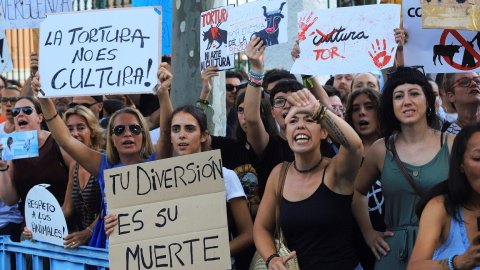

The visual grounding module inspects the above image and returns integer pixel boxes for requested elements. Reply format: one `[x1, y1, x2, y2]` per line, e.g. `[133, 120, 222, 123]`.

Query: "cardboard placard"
[290, 4, 400, 75]
[39, 7, 162, 97]
[1, 130, 39, 161]
[105, 150, 231, 270]
[24, 184, 68, 246]
[422, 0, 480, 31]
[0, 0, 72, 29]
[403, 1, 480, 73]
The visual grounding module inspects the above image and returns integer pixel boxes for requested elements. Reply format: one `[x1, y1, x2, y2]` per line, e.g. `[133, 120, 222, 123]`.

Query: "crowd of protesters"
[0, 23, 479, 270]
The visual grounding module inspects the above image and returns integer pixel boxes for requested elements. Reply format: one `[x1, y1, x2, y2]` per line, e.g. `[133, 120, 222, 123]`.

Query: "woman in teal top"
[352, 66, 455, 270]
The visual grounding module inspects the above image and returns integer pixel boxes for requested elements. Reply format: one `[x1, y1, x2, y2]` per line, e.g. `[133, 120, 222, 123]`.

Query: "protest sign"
[105, 150, 231, 270]
[227, 0, 288, 54]
[290, 4, 400, 76]
[200, 5, 234, 72]
[0, 20, 14, 73]
[25, 184, 68, 246]
[1, 130, 39, 161]
[403, 1, 480, 73]
[0, 0, 72, 29]
[422, 0, 480, 31]
[39, 7, 162, 97]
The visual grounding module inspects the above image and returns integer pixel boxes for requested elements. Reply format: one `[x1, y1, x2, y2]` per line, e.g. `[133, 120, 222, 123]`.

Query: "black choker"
[293, 157, 324, 173]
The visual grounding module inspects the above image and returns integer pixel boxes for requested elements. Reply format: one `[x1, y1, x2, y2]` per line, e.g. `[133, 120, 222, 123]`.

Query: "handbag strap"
[275, 161, 291, 252]
[389, 136, 422, 198]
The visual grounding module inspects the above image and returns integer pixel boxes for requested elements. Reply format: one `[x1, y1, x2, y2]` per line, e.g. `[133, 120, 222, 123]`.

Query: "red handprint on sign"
[368, 39, 395, 68]
[298, 11, 318, 42]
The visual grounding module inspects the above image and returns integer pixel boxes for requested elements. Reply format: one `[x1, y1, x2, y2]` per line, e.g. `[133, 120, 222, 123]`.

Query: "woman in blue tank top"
[409, 123, 480, 270]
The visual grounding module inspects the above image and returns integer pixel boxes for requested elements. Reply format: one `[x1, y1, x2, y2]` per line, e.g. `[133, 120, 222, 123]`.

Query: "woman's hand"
[284, 88, 317, 124]
[63, 229, 92, 249]
[268, 251, 297, 270]
[394, 26, 408, 51]
[31, 72, 42, 98]
[364, 229, 394, 260]
[245, 37, 265, 71]
[155, 62, 172, 96]
[200, 65, 219, 95]
[291, 40, 300, 61]
[23, 226, 33, 241]
[455, 232, 480, 269]
[0, 143, 7, 168]
[104, 213, 118, 238]
[30, 52, 38, 76]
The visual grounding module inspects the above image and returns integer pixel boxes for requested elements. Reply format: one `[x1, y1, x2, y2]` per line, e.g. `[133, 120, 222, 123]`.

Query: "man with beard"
[333, 73, 356, 106]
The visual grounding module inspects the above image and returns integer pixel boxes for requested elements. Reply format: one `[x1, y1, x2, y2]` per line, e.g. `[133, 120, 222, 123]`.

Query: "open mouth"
[178, 143, 189, 149]
[359, 120, 369, 127]
[18, 120, 28, 127]
[294, 134, 310, 143]
[470, 89, 480, 94]
[122, 140, 134, 146]
[5, 109, 11, 115]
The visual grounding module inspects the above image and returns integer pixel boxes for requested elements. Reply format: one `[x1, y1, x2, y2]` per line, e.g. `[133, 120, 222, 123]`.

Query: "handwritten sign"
[105, 150, 231, 270]
[403, 1, 480, 73]
[0, 20, 13, 73]
[200, 6, 234, 72]
[1, 130, 39, 161]
[228, 0, 288, 55]
[39, 7, 162, 98]
[291, 4, 400, 75]
[24, 184, 68, 246]
[0, 0, 72, 29]
[422, 0, 480, 31]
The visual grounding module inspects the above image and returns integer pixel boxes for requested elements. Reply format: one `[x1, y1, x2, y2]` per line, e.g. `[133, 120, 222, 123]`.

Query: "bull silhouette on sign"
[203, 23, 227, 50]
[433, 43, 461, 65]
[250, 2, 287, 46]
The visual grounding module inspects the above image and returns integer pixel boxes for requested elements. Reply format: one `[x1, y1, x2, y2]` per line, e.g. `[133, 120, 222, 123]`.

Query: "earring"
[426, 107, 432, 116]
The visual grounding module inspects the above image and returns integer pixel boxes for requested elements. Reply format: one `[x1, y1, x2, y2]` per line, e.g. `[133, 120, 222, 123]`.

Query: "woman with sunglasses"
[28, 65, 173, 248]
[352, 66, 455, 270]
[0, 96, 74, 216]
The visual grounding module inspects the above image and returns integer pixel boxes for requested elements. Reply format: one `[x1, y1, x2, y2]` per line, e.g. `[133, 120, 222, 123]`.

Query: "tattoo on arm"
[438, 259, 449, 268]
[323, 114, 350, 149]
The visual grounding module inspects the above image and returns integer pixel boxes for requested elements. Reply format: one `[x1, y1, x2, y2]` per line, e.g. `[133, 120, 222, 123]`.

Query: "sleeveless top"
[375, 133, 450, 270]
[14, 134, 69, 210]
[279, 165, 359, 270]
[432, 207, 480, 269]
[72, 162, 101, 230]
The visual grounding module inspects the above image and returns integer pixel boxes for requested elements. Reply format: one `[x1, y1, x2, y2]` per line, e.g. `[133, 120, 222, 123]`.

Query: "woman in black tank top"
[254, 89, 364, 270]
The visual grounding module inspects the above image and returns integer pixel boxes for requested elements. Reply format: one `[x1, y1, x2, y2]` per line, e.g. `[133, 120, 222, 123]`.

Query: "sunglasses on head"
[12, 106, 34, 117]
[111, 124, 144, 136]
[69, 102, 99, 108]
[386, 65, 425, 78]
[0, 97, 19, 104]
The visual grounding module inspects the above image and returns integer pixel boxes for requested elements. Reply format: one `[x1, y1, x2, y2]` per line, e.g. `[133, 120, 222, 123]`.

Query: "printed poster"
[291, 4, 400, 75]
[1, 130, 38, 161]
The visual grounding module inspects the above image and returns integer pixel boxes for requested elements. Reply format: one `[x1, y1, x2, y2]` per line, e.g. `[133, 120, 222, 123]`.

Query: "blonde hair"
[63, 105, 105, 150]
[106, 107, 154, 164]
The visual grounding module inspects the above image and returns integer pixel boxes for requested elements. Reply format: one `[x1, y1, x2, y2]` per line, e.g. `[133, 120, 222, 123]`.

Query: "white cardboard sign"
[39, 7, 162, 97]
[24, 184, 68, 246]
[403, 1, 480, 73]
[0, 19, 14, 73]
[0, 0, 72, 29]
[291, 4, 400, 75]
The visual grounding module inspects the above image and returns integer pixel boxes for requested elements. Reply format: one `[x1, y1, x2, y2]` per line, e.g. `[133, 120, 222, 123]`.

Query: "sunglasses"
[451, 76, 480, 88]
[69, 102, 99, 108]
[0, 97, 19, 104]
[226, 82, 247, 92]
[386, 65, 425, 77]
[111, 124, 144, 136]
[12, 106, 34, 117]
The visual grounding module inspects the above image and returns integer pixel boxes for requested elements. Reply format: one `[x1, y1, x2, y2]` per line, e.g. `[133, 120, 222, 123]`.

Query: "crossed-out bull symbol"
[250, 2, 286, 46]
[203, 22, 228, 50]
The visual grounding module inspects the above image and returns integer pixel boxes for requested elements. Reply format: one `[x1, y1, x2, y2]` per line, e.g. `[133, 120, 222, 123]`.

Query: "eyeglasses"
[226, 82, 247, 92]
[69, 102, 99, 108]
[111, 124, 144, 136]
[386, 65, 425, 77]
[451, 76, 480, 88]
[272, 97, 287, 108]
[12, 106, 34, 117]
[332, 105, 345, 114]
[0, 97, 19, 104]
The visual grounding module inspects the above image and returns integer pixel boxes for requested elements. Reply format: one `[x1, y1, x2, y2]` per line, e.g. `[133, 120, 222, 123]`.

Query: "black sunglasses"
[387, 65, 425, 77]
[111, 124, 144, 136]
[12, 106, 34, 117]
[226, 82, 247, 92]
[0, 97, 19, 104]
[69, 102, 99, 108]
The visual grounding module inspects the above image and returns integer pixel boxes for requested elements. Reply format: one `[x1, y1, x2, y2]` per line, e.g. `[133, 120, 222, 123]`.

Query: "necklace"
[293, 157, 324, 173]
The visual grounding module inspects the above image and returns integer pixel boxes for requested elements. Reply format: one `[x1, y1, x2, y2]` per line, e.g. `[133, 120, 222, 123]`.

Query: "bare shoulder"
[422, 195, 448, 220]
[365, 138, 387, 168]
[445, 132, 456, 153]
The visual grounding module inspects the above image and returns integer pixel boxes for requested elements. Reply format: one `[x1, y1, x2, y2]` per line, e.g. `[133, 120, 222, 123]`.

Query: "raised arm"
[244, 37, 269, 157]
[155, 63, 173, 160]
[198, 65, 219, 107]
[0, 159, 17, 206]
[31, 73, 102, 176]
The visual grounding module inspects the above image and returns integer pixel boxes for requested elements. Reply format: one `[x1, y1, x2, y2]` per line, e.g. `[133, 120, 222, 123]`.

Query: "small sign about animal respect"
[422, 0, 480, 32]
[39, 7, 162, 97]
[25, 184, 68, 246]
[200, 5, 234, 72]
[1, 130, 39, 161]
[228, 0, 288, 54]
[105, 150, 231, 270]
[0, 0, 72, 29]
[290, 4, 400, 75]
[403, 1, 480, 73]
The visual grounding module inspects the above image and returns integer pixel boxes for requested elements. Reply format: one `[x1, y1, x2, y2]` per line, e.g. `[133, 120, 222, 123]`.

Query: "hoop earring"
[426, 107, 432, 116]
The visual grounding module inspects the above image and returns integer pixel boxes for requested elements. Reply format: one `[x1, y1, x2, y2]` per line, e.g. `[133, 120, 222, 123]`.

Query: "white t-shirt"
[0, 122, 7, 138]
[149, 127, 160, 146]
[223, 167, 247, 202]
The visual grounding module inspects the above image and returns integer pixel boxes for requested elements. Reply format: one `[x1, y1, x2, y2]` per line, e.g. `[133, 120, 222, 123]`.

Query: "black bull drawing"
[250, 2, 287, 46]
[203, 25, 228, 50]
